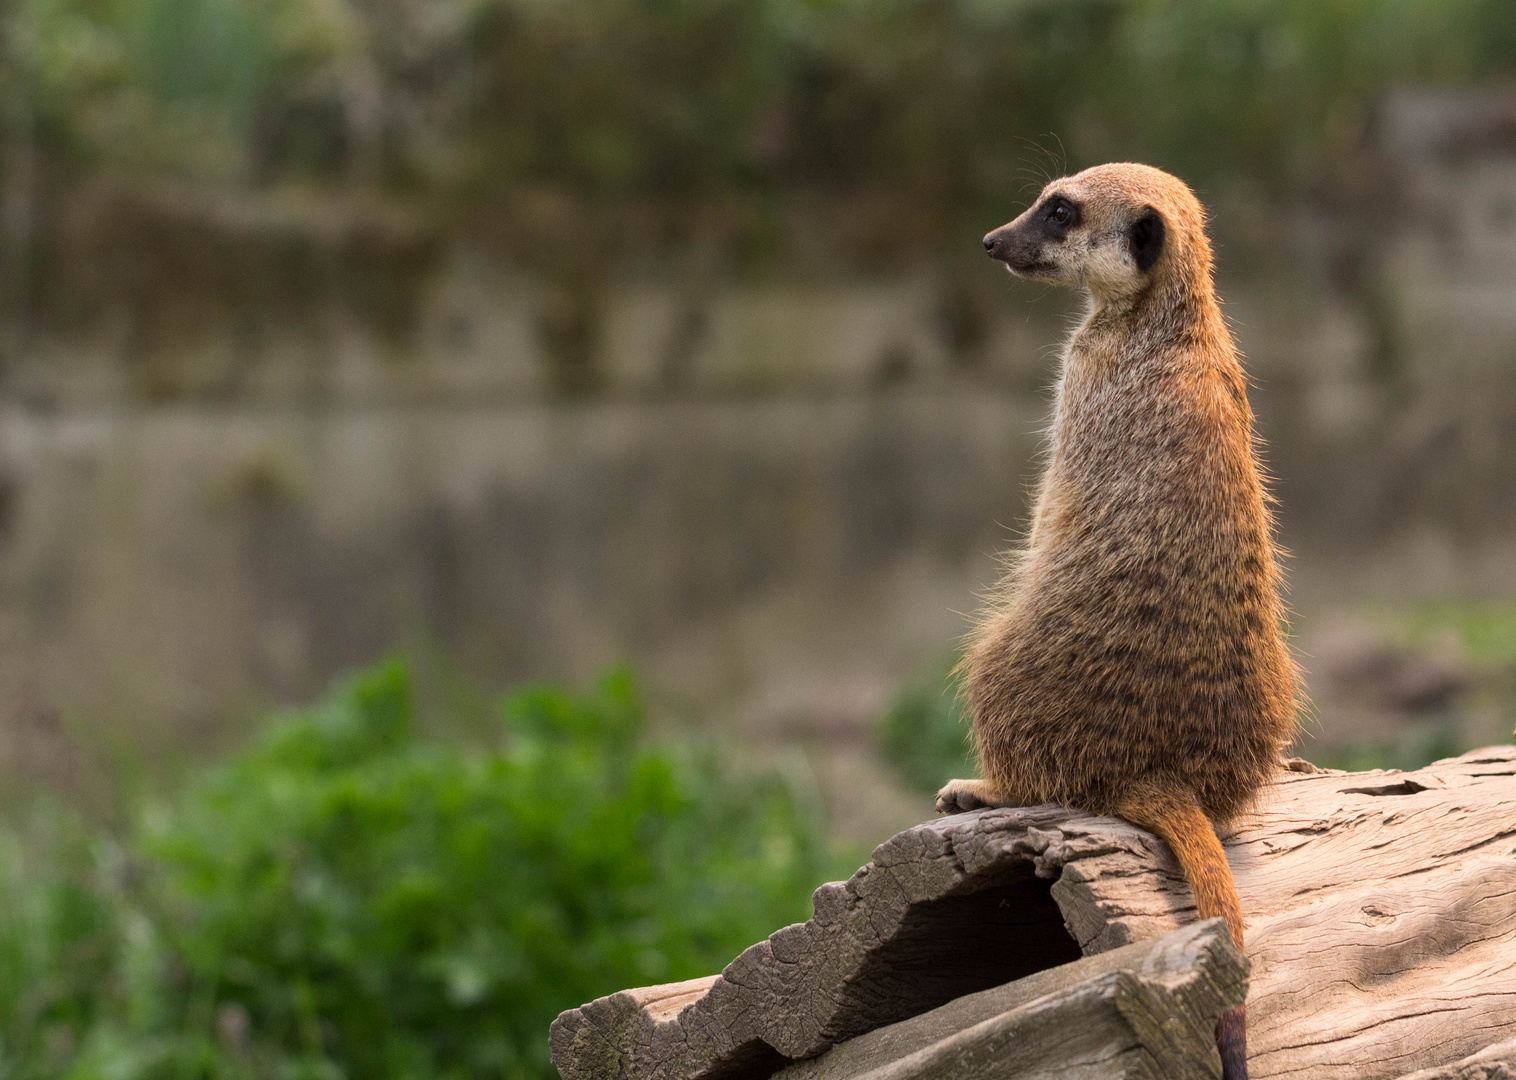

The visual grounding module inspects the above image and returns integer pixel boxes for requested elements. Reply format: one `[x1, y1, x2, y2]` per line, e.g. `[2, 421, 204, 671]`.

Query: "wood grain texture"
[1058, 746, 1516, 1079]
[549, 747, 1516, 1080]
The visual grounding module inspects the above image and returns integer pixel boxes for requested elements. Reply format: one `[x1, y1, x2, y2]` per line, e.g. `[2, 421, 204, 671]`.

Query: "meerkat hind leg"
[935, 777, 1020, 814]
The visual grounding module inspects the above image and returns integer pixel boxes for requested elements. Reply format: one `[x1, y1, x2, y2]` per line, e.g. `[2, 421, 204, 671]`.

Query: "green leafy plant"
[878, 655, 975, 796]
[0, 660, 846, 1080]
[0, 809, 125, 1080]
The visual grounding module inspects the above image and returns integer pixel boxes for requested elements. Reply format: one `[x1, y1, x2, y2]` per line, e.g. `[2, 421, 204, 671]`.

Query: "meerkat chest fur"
[1039, 304, 1251, 569]
[969, 165, 1298, 824]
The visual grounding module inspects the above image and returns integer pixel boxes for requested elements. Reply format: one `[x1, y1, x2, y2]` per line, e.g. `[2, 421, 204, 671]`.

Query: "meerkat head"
[982, 163, 1210, 305]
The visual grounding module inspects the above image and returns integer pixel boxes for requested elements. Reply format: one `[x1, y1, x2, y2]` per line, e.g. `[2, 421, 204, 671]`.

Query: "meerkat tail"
[1213, 1006, 1248, 1080]
[1116, 786, 1244, 945]
[1116, 784, 1248, 1080]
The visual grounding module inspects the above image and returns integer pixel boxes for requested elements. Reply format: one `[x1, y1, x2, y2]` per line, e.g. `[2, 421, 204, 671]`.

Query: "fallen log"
[773, 919, 1245, 1080]
[549, 746, 1516, 1080]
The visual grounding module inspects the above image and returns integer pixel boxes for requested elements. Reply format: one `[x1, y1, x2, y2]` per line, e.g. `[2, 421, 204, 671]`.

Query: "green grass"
[1396, 600, 1516, 665]
[1302, 599, 1516, 772]
[1308, 720, 1467, 774]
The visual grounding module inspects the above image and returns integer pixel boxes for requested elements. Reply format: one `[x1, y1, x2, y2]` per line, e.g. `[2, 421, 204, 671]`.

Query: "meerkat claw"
[935, 778, 994, 814]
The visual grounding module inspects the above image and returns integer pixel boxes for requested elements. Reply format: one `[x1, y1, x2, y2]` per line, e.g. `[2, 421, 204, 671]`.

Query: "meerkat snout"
[981, 194, 1079, 278]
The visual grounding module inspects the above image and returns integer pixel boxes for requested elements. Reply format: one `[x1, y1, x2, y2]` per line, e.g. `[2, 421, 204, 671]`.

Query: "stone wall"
[4, 92, 1516, 782]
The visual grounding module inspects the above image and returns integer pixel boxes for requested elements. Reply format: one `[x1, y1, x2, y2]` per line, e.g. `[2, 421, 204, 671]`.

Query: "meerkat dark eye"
[1043, 198, 1079, 231]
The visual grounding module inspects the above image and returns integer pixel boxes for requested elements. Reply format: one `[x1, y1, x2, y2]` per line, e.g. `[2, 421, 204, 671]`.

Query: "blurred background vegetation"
[8, 0, 1516, 237]
[0, 660, 854, 1079]
[2, 0, 1516, 1075]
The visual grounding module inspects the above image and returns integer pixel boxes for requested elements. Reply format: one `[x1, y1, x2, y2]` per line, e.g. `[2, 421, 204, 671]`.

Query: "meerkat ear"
[1128, 209, 1165, 272]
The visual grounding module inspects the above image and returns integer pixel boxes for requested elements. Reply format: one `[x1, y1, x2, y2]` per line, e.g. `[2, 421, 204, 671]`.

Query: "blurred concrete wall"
[0, 390, 1037, 753]
[3, 90, 1516, 776]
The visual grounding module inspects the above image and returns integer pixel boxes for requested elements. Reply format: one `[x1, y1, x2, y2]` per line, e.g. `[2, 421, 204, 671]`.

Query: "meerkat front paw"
[935, 778, 1007, 814]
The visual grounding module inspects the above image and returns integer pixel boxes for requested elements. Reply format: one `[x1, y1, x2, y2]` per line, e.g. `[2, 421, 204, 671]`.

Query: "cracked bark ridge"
[550, 746, 1516, 1080]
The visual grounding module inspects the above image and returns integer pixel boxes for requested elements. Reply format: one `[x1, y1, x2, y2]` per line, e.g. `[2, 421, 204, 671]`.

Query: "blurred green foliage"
[1398, 599, 1516, 666]
[1309, 599, 1516, 772]
[0, 661, 846, 1080]
[1311, 720, 1465, 774]
[878, 654, 974, 795]
[8, 0, 1516, 257]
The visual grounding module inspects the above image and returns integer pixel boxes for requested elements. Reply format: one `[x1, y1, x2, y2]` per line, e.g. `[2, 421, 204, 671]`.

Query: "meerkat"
[936, 163, 1300, 1080]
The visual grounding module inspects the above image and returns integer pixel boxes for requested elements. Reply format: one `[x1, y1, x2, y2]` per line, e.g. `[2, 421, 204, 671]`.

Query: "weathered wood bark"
[1392, 1038, 1516, 1079]
[773, 920, 1245, 1080]
[550, 746, 1516, 1080]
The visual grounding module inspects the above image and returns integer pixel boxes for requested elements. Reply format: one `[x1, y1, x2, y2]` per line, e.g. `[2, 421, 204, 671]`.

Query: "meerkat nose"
[983, 234, 997, 255]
